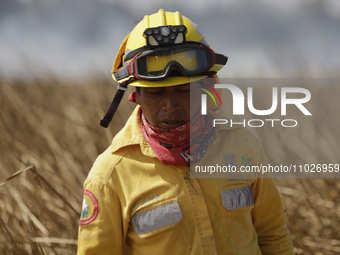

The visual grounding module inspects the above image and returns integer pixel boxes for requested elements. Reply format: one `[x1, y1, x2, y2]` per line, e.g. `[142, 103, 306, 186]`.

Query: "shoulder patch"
[80, 189, 99, 225]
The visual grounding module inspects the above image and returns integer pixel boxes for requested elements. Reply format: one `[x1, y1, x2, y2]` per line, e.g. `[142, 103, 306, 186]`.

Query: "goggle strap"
[113, 65, 130, 81]
[125, 46, 148, 62]
[215, 54, 228, 65]
[100, 78, 136, 128]
[114, 52, 142, 81]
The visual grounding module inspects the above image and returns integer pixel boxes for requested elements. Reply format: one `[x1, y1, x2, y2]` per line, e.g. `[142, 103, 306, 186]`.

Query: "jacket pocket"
[130, 199, 191, 255]
[220, 186, 255, 248]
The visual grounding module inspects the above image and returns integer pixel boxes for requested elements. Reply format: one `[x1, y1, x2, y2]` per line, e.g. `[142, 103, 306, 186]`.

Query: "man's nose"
[162, 92, 180, 113]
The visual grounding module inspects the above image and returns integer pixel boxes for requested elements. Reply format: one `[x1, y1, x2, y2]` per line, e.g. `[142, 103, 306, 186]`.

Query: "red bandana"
[141, 111, 215, 166]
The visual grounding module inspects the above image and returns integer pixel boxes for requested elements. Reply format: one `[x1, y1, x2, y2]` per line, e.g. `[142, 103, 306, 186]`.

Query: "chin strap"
[100, 78, 135, 128]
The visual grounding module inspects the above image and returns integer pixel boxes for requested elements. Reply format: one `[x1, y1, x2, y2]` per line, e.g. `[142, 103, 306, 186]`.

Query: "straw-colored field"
[0, 78, 339, 254]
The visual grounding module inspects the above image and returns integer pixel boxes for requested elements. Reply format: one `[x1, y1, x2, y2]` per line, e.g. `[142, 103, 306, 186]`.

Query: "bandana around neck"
[141, 111, 215, 166]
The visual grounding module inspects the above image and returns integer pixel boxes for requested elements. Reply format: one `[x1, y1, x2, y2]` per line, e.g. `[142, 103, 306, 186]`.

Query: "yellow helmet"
[111, 9, 227, 87]
[101, 9, 227, 127]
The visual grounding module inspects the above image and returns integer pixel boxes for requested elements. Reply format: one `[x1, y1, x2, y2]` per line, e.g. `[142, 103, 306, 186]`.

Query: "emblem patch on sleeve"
[80, 189, 98, 225]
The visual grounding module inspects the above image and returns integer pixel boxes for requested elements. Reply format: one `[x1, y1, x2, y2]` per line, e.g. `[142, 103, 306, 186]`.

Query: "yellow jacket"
[77, 106, 294, 255]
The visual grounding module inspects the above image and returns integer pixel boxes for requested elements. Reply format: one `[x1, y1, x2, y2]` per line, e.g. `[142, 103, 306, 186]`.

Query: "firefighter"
[77, 9, 294, 255]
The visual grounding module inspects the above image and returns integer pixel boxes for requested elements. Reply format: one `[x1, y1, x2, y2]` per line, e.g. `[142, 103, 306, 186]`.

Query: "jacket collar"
[111, 105, 156, 157]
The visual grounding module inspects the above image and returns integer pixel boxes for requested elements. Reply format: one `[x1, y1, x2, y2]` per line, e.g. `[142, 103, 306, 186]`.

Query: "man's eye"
[178, 89, 190, 93]
[149, 90, 164, 95]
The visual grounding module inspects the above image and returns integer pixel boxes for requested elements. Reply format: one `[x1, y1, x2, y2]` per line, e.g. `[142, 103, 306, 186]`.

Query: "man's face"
[136, 83, 201, 129]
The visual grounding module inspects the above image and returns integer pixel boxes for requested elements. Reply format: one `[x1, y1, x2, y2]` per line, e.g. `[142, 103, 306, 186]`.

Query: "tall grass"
[0, 78, 135, 254]
[0, 77, 339, 254]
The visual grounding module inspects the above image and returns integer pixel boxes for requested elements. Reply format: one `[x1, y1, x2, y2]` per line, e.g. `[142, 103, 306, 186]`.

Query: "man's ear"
[135, 88, 141, 104]
[127, 88, 140, 104]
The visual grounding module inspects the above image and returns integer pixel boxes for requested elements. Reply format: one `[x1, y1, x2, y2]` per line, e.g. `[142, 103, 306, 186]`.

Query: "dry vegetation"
[0, 78, 135, 254]
[0, 77, 339, 254]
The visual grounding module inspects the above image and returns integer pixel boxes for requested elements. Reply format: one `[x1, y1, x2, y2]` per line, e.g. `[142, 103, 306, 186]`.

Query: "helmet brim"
[112, 75, 208, 87]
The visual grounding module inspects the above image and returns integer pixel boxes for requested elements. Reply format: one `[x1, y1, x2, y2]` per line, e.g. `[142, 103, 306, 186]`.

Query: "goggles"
[113, 44, 228, 81]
